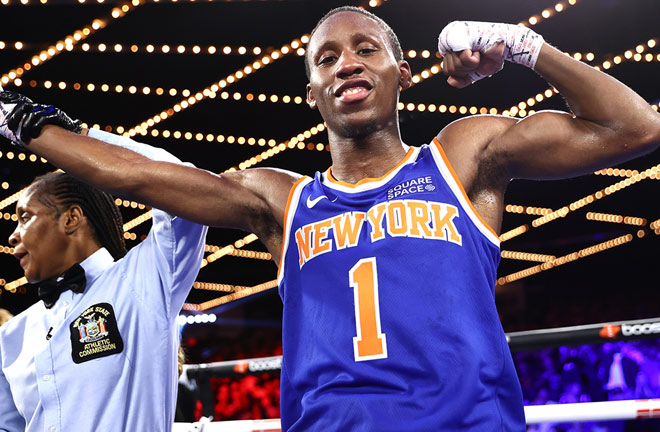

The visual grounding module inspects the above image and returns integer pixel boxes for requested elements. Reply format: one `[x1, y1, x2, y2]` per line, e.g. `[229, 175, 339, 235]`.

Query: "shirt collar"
[79, 247, 114, 286]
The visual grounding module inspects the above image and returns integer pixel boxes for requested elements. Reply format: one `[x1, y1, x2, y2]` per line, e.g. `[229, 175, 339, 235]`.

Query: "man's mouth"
[335, 81, 373, 103]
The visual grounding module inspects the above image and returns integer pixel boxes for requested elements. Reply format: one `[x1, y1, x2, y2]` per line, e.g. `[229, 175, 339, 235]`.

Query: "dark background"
[0, 0, 659, 350]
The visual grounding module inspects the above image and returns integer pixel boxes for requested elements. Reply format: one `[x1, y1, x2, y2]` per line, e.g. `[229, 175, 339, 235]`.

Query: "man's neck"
[327, 128, 407, 184]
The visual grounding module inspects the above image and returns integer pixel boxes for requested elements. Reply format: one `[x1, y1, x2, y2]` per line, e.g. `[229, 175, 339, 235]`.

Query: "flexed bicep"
[492, 109, 654, 181]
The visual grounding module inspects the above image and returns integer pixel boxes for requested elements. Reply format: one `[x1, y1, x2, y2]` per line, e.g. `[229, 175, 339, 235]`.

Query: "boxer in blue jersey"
[1, 5, 660, 431]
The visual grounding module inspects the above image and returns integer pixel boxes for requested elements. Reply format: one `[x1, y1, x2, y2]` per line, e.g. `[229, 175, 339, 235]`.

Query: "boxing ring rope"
[175, 317, 660, 429]
[173, 399, 660, 431]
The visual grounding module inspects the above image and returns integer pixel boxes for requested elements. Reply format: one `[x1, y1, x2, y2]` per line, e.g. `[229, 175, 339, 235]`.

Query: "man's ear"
[399, 60, 412, 91]
[306, 83, 317, 109]
[62, 205, 85, 235]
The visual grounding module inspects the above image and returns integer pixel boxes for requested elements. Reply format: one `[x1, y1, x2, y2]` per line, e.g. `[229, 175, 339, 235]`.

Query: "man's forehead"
[309, 11, 385, 49]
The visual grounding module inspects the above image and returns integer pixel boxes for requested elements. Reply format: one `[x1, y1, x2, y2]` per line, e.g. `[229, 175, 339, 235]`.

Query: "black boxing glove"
[0, 87, 82, 146]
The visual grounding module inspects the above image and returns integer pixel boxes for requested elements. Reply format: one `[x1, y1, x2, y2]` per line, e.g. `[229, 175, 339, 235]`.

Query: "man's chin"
[338, 117, 382, 139]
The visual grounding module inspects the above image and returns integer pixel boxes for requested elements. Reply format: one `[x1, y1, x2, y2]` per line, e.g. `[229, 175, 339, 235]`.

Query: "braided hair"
[28, 172, 127, 260]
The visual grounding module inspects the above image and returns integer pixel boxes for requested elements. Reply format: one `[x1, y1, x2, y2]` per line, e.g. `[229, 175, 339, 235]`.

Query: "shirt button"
[43, 375, 51, 382]
[63, 301, 70, 307]
[49, 426, 56, 432]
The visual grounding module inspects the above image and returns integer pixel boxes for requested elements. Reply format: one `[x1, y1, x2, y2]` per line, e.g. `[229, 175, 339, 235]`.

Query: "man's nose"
[336, 52, 364, 79]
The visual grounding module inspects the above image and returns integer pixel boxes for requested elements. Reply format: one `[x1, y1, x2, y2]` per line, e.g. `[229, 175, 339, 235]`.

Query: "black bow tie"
[38, 263, 86, 309]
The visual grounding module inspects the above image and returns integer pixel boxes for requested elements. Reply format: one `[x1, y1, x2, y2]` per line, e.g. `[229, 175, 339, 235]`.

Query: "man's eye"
[359, 47, 377, 55]
[318, 56, 336, 65]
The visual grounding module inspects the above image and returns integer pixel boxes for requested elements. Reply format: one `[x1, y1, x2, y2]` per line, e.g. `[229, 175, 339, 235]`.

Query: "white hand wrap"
[0, 85, 22, 145]
[438, 21, 544, 83]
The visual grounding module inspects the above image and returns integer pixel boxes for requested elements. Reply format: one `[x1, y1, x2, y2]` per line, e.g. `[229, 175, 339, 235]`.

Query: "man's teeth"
[343, 87, 366, 96]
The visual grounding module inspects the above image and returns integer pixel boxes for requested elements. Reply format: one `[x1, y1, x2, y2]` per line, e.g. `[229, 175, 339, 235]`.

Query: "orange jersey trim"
[325, 146, 415, 188]
[432, 137, 499, 239]
[277, 176, 310, 280]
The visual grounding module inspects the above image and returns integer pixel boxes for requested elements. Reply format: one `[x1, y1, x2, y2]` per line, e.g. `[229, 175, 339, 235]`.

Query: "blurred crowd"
[518, 340, 660, 431]
[177, 327, 283, 422]
[178, 317, 660, 430]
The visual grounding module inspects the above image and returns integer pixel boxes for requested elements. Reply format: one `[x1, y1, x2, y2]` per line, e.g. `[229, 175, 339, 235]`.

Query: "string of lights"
[200, 233, 258, 268]
[519, 0, 580, 27]
[3, 41, 432, 60]
[650, 218, 660, 235]
[595, 167, 660, 180]
[1, 0, 143, 85]
[499, 163, 660, 242]
[0, 191, 22, 212]
[0, 150, 47, 163]
[585, 212, 647, 226]
[192, 281, 251, 294]
[0, 41, 268, 56]
[126, 39, 306, 137]
[229, 122, 326, 171]
[500, 250, 556, 263]
[1, 0, 312, 4]
[497, 233, 637, 285]
[505, 205, 554, 216]
[182, 279, 278, 311]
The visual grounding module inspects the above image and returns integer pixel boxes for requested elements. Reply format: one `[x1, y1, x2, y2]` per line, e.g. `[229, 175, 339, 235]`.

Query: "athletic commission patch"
[69, 303, 124, 364]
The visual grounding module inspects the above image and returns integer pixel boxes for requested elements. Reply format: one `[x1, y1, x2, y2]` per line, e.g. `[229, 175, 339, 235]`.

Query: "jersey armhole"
[277, 176, 313, 285]
[431, 138, 500, 247]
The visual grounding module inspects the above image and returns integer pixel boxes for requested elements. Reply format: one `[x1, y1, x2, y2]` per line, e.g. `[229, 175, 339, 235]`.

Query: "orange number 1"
[349, 257, 388, 362]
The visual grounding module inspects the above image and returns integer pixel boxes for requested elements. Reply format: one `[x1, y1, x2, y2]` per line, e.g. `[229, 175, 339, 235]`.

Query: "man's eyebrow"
[312, 40, 338, 57]
[349, 32, 380, 42]
[312, 32, 382, 56]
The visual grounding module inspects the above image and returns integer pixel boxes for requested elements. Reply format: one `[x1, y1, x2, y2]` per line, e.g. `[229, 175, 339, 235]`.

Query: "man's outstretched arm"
[0, 90, 298, 258]
[29, 125, 298, 257]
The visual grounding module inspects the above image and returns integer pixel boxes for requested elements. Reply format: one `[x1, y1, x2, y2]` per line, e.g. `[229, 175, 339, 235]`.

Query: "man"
[1, 6, 659, 430]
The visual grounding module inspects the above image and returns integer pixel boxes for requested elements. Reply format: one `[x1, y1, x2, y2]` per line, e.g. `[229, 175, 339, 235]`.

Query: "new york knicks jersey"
[277, 140, 525, 431]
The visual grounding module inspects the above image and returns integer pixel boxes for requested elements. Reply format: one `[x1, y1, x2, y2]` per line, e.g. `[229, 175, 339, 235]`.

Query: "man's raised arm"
[438, 21, 660, 181]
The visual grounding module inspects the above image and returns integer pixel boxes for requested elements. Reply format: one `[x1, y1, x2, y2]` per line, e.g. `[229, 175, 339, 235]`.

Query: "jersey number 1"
[350, 257, 388, 362]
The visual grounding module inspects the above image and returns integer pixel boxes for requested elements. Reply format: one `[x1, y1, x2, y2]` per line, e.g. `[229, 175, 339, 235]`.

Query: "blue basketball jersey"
[277, 140, 525, 431]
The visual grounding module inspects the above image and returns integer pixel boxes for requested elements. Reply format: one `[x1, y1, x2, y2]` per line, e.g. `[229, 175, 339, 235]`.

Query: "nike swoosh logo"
[306, 195, 329, 208]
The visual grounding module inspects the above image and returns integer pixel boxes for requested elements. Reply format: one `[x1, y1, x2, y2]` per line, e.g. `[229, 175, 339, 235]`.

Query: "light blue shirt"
[0, 130, 208, 432]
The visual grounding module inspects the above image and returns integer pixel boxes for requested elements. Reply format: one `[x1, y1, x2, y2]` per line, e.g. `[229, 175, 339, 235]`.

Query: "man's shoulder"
[244, 167, 304, 187]
[437, 114, 517, 151]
